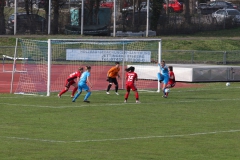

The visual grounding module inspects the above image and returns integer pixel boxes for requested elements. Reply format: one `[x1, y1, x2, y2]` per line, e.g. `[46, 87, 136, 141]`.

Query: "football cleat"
[115, 92, 119, 95]
[58, 94, 61, 98]
[106, 92, 110, 94]
[83, 100, 90, 103]
[136, 100, 141, 103]
[124, 100, 127, 103]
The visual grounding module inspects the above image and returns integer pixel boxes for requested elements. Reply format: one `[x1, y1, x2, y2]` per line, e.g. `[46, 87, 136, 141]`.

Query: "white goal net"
[12, 38, 162, 96]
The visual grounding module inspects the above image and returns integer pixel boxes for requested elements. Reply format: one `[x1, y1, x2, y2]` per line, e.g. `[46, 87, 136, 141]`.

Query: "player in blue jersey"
[72, 66, 93, 103]
[157, 60, 169, 98]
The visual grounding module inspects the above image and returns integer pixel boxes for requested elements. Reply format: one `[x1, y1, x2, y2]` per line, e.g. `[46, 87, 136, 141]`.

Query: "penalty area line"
[2, 98, 240, 109]
[1, 129, 240, 143]
[0, 102, 140, 108]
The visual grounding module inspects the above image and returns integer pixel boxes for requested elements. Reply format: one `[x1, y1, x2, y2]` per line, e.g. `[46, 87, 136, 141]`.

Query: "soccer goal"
[12, 38, 162, 96]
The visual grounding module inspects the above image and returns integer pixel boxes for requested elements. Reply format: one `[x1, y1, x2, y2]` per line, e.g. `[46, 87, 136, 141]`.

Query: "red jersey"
[67, 71, 81, 82]
[168, 71, 175, 85]
[125, 71, 138, 85]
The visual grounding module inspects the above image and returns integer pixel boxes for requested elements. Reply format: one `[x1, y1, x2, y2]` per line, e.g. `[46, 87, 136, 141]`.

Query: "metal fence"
[3, 5, 240, 35]
[162, 50, 240, 65]
[1, 46, 240, 65]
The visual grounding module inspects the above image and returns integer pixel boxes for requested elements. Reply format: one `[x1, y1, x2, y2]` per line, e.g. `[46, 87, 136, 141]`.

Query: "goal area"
[12, 38, 162, 96]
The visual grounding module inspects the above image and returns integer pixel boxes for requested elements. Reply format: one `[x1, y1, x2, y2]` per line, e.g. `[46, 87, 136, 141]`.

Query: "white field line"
[0, 102, 138, 108]
[0, 86, 238, 98]
[1, 129, 240, 143]
[141, 86, 240, 93]
[0, 86, 239, 98]
[1, 98, 240, 109]
[0, 97, 20, 99]
[1, 86, 240, 108]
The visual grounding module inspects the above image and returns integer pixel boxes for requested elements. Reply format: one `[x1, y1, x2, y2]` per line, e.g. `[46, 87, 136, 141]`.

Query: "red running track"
[0, 64, 202, 94]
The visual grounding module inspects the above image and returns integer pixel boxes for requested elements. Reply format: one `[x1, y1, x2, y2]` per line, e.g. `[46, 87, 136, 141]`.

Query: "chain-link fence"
[162, 50, 240, 65]
[3, 2, 240, 35]
[1, 46, 240, 65]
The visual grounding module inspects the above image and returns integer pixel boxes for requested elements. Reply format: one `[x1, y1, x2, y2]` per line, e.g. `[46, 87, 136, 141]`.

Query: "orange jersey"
[107, 67, 120, 78]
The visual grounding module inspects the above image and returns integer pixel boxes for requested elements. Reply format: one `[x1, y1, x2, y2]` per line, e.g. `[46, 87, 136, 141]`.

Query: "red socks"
[72, 87, 78, 96]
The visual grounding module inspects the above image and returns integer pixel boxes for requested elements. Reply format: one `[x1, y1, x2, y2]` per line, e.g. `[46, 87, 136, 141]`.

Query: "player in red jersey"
[58, 67, 84, 98]
[124, 66, 140, 103]
[165, 66, 176, 97]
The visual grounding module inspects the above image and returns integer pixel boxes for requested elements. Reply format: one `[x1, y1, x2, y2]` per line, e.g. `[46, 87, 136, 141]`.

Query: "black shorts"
[167, 82, 176, 88]
[108, 77, 118, 85]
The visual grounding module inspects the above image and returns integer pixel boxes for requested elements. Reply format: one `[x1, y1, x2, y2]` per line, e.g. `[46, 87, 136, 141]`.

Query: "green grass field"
[1, 82, 240, 160]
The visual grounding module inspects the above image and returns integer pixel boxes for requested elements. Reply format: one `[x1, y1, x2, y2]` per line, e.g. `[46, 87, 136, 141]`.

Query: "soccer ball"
[165, 88, 170, 93]
[226, 82, 230, 86]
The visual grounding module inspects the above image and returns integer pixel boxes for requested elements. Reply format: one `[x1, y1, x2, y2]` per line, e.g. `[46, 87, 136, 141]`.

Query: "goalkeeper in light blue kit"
[72, 66, 93, 103]
[157, 60, 169, 98]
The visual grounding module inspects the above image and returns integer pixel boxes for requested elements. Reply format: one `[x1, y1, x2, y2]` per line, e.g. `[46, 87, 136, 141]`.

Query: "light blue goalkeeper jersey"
[158, 63, 169, 76]
[79, 71, 90, 85]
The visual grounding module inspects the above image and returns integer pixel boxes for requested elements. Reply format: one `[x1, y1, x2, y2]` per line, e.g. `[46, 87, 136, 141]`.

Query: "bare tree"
[151, 0, 163, 31]
[24, 0, 29, 14]
[94, 0, 101, 24]
[0, 0, 6, 34]
[184, 0, 191, 24]
[52, 0, 60, 34]
[127, 0, 142, 30]
[85, 0, 101, 25]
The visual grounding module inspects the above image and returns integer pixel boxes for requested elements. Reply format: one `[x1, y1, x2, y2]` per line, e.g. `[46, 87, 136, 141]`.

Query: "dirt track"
[0, 64, 202, 93]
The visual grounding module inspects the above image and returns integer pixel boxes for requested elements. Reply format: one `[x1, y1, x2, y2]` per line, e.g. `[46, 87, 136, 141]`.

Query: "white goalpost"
[12, 38, 162, 96]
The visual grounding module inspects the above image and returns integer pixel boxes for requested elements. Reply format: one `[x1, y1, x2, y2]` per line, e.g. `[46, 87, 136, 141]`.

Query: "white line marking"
[0, 98, 240, 109]
[1, 98, 240, 108]
[0, 97, 20, 99]
[1, 129, 240, 143]
[0, 102, 138, 108]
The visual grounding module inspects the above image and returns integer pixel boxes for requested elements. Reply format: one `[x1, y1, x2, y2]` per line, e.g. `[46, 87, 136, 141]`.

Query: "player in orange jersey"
[106, 62, 121, 95]
[58, 67, 84, 98]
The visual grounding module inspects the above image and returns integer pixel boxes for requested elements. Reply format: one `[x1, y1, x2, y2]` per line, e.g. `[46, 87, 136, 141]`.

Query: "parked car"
[7, 0, 42, 8]
[7, 13, 46, 33]
[197, 1, 237, 15]
[195, 3, 207, 11]
[34, 0, 66, 8]
[7, 0, 65, 8]
[122, 2, 151, 12]
[7, 0, 25, 7]
[123, 0, 183, 13]
[33, 0, 45, 8]
[163, 0, 184, 13]
[212, 8, 240, 26]
[100, 0, 113, 9]
[101, 0, 130, 9]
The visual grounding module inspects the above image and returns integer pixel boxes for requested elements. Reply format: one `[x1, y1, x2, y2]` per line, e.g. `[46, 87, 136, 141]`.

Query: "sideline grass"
[0, 82, 240, 160]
